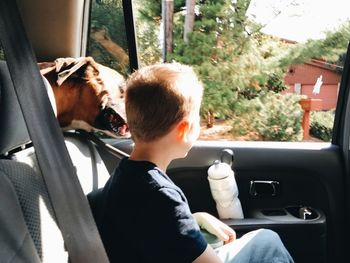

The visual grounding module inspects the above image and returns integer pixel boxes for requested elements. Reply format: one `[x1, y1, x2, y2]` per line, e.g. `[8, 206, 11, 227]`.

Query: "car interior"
[1, 0, 350, 262]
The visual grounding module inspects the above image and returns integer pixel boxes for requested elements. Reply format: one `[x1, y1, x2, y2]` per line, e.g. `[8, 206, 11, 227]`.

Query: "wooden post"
[162, 0, 174, 62]
[299, 98, 322, 140]
[301, 109, 311, 140]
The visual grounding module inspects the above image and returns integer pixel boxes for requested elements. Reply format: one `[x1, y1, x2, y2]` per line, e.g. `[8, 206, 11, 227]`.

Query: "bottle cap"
[207, 160, 233, 180]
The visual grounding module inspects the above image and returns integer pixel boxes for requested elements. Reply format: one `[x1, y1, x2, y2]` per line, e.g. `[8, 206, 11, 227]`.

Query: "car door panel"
[105, 38, 350, 262]
[166, 142, 346, 263]
[106, 139, 345, 262]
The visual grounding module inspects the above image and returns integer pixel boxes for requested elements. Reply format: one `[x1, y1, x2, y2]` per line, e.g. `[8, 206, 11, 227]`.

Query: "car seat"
[0, 60, 112, 262]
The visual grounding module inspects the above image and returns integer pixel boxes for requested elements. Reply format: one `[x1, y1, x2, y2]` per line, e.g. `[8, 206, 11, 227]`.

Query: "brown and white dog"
[38, 57, 129, 138]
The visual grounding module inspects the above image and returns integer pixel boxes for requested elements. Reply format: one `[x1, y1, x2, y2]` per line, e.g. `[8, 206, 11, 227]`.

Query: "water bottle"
[207, 160, 244, 219]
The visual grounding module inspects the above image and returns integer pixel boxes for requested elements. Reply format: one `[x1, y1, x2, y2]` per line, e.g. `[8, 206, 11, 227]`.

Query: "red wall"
[283, 62, 341, 110]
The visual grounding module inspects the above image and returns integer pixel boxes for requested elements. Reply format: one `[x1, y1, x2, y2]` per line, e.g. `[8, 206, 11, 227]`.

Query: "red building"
[283, 59, 342, 110]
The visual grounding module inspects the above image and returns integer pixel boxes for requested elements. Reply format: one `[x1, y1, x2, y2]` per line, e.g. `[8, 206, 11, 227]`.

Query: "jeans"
[215, 229, 294, 263]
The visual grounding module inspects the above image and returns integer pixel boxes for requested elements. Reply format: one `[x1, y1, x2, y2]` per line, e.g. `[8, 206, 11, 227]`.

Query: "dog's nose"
[118, 124, 129, 136]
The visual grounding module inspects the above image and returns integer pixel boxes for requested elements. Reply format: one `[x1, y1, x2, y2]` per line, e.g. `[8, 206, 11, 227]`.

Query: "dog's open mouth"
[95, 107, 129, 137]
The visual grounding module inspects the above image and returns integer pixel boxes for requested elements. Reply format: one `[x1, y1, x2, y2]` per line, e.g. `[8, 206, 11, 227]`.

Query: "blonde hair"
[125, 63, 203, 142]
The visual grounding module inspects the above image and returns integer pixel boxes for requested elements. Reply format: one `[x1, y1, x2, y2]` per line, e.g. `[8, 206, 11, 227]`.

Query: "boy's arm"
[193, 244, 222, 263]
[193, 212, 236, 244]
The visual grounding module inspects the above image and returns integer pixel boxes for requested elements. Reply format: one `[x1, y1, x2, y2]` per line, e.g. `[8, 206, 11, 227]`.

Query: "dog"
[38, 57, 129, 138]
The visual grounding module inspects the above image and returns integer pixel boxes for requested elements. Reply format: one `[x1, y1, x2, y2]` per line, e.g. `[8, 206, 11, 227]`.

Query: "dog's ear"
[38, 62, 57, 75]
[80, 56, 100, 81]
[54, 57, 100, 86]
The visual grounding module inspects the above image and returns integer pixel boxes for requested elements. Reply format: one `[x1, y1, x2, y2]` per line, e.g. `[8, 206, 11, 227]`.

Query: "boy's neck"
[129, 140, 174, 172]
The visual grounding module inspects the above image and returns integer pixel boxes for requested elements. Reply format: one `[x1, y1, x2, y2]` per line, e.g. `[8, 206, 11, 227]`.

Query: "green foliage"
[136, 0, 161, 21]
[266, 72, 287, 93]
[135, 0, 185, 21]
[168, 0, 294, 120]
[231, 0, 251, 39]
[250, 93, 303, 141]
[137, 24, 162, 66]
[90, 0, 127, 50]
[195, 61, 240, 119]
[87, 0, 129, 75]
[228, 93, 303, 141]
[133, 0, 347, 141]
[278, 21, 350, 69]
[171, 31, 217, 64]
[133, 0, 163, 66]
[310, 110, 335, 142]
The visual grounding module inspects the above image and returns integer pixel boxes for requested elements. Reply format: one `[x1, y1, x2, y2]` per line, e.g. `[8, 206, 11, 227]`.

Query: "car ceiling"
[16, 0, 89, 61]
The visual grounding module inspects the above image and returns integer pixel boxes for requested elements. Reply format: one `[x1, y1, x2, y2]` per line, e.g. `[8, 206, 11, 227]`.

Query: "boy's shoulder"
[147, 168, 176, 189]
[117, 158, 178, 191]
[108, 158, 187, 206]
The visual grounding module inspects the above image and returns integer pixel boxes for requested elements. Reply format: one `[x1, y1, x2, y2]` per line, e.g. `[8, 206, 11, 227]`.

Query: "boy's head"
[125, 63, 203, 143]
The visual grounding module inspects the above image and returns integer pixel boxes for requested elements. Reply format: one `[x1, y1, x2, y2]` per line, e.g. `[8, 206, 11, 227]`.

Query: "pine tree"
[133, 0, 349, 140]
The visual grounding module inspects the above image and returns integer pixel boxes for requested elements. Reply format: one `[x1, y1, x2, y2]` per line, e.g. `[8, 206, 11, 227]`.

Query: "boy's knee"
[254, 229, 287, 251]
[255, 229, 281, 243]
[253, 229, 293, 262]
[229, 229, 294, 263]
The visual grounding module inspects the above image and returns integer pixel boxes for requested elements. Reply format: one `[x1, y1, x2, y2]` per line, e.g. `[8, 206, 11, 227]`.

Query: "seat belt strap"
[77, 130, 130, 159]
[0, 1, 109, 262]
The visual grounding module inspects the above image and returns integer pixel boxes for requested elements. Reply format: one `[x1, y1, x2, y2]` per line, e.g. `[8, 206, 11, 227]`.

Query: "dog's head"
[39, 57, 129, 138]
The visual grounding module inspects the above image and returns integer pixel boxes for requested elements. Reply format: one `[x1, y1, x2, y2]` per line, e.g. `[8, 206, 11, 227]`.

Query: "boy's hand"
[193, 212, 236, 244]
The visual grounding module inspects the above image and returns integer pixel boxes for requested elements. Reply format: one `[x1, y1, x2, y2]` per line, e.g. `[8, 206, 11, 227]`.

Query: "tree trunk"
[162, 0, 174, 62]
[184, 0, 195, 43]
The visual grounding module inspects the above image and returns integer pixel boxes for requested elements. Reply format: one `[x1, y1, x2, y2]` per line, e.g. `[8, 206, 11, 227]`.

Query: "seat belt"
[0, 1, 109, 262]
[76, 130, 130, 159]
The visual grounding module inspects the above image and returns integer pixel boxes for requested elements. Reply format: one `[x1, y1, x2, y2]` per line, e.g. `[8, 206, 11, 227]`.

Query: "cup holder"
[261, 208, 287, 217]
[250, 206, 321, 221]
[286, 206, 319, 220]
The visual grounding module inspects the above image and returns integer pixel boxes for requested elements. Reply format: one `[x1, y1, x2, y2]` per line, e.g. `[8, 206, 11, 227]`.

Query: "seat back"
[0, 61, 30, 155]
[0, 60, 111, 261]
[0, 160, 68, 262]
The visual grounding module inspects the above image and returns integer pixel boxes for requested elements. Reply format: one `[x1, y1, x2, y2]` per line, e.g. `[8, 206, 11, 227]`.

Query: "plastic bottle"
[207, 160, 244, 219]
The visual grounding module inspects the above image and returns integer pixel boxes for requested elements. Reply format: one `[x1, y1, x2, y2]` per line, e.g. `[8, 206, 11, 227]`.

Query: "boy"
[89, 63, 294, 262]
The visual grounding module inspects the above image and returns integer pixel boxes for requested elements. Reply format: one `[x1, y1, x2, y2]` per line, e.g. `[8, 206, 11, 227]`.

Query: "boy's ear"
[176, 120, 190, 141]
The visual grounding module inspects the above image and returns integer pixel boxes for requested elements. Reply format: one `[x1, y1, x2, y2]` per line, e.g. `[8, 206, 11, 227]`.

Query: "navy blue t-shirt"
[89, 158, 207, 263]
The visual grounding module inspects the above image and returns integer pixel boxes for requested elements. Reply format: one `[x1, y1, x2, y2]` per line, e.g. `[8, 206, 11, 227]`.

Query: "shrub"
[249, 92, 303, 141]
[310, 110, 335, 141]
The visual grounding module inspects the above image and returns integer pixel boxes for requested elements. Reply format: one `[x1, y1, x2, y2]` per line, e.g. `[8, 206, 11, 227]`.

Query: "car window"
[133, 0, 349, 143]
[87, 0, 130, 76]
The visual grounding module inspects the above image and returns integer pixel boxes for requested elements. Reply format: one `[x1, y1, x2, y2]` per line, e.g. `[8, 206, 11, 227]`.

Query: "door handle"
[249, 180, 280, 197]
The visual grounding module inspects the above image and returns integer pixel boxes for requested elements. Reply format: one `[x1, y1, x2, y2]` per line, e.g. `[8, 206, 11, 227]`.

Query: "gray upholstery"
[0, 60, 111, 261]
[0, 60, 110, 193]
[0, 61, 30, 155]
[2, 159, 53, 257]
[11, 135, 110, 195]
[0, 160, 67, 262]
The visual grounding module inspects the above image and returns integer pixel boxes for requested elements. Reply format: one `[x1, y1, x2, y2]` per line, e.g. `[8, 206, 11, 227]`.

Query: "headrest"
[0, 61, 57, 155]
[0, 61, 31, 155]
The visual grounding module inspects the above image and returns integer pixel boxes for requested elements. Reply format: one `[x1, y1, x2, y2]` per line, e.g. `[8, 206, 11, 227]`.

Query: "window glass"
[134, 0, 349, 142]
[87, 0, 130, 76]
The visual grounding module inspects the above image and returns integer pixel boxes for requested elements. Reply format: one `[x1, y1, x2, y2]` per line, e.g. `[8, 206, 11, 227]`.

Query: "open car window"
[133, 0, 349, 143]
[87, 0, 130, 76]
